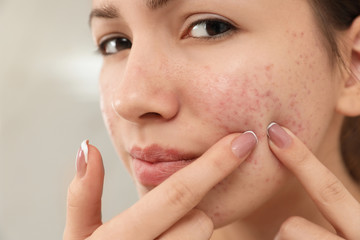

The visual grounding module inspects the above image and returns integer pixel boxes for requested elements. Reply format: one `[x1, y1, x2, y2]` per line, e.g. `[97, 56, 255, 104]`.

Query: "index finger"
[99, 131, 257, 239]
[267, 123, 360, 239]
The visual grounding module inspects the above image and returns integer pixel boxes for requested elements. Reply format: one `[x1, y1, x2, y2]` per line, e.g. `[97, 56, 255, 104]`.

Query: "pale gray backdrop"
[0, 0, 138, 239]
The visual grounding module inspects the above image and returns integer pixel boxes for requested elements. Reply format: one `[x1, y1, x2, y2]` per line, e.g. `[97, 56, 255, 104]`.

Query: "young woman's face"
[91, 0, 341, 227]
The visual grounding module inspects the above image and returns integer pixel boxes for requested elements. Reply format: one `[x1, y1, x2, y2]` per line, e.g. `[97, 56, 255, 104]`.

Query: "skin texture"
[64, 0, 360, 239]
[95, 0, 337, 226]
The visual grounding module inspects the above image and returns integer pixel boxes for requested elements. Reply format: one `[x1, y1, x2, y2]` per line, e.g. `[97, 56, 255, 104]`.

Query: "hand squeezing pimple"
[64, 131, 258, 240]
[267, 122, 360, 240]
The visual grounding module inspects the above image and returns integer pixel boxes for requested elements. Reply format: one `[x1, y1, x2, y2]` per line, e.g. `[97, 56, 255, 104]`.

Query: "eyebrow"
[89, 0, 174, 24]
[89, 4, 119, 25]
[146, 0, 173, 9]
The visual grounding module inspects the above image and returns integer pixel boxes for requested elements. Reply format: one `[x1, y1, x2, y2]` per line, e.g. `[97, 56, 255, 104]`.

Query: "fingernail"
[267, 122, 292, 148]
[76, 140, 89, 177]
[81, 139, 89, 163]
[231, 131, 258, 158]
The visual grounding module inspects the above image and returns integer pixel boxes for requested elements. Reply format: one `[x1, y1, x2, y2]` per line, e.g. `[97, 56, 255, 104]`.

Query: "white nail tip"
[267, 122, 277, 131]
[243, 130, 258, 144]
[267, 122, 277, 138]
[81, 139, 89, 164]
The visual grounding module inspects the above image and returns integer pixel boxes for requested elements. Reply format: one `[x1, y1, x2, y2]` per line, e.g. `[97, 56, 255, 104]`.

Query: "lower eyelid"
[197, 29, 237, 41]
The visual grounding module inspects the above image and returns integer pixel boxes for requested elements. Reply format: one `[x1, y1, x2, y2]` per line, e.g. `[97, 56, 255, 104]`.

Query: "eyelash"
[96, 18, 236, 56]
[183, 18, 237, 40]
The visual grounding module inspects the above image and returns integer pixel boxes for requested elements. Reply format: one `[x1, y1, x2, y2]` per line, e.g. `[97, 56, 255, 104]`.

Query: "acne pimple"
[286, 30, 305, 38]
[193, 63, 309, 141]
[214, 212, 221, 218]
[265, 64, 273, 70]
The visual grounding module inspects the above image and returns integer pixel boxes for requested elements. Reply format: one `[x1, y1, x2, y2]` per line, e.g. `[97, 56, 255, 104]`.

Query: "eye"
[187, 19, 235, 39]
[98, 36, 132, 56]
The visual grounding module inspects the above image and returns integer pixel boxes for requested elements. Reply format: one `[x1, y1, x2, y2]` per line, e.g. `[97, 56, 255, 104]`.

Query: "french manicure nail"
[267, 122, 292, 148]
[231, 131, 258, 158]
[76, 140, 89, 177]
[81, 139, 89, 163]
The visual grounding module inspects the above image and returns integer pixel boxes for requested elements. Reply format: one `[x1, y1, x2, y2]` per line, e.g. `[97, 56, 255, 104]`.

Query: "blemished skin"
[64, 0, 360, 239]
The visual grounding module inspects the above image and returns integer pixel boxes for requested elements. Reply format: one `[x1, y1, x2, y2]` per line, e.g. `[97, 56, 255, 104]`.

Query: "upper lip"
[130, 144, 199, 163]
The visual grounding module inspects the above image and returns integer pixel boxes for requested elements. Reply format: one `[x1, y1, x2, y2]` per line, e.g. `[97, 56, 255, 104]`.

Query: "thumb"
[64, 140, 105, 240]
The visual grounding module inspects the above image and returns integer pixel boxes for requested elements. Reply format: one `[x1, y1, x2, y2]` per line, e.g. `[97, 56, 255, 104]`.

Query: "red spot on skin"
[297, 123, 304, 132]
[265, 64, 274, 80]
[265, 64, 274, 71]
[290, 93, 297, 98]
[290, 100, 296, 108]
[265, 90, 272, 97]
[245, 153, 257, 163]
[244, 119, 250, 127]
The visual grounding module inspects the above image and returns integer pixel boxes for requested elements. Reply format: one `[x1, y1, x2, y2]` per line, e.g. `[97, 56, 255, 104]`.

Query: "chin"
[136, 143, 289, 228]
[196, 165, 289, 228]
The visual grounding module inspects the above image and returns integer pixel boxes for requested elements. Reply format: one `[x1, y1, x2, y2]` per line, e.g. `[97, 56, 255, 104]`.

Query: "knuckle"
[318, 178, 346, 204]
[293, 150, 312, 167]
[66, 184, 80, 209]
[277, 216, 305, 238]
[164, 180, 198, 211]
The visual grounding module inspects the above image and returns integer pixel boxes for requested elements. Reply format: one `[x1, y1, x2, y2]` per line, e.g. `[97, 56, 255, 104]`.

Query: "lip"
[130, 144, 199, 186]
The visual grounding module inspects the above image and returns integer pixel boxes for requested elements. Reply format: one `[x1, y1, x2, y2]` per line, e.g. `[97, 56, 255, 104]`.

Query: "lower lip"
[132, 158, 194, 186]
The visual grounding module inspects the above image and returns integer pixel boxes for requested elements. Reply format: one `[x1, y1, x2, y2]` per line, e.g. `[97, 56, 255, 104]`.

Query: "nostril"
[139, 112, 162, 119]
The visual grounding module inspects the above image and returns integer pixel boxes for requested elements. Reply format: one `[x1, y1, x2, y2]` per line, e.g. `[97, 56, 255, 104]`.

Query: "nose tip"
[112, 91, 180, 123]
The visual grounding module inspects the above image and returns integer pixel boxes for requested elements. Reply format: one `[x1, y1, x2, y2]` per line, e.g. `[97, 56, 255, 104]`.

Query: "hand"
[267, 123, 360, 240]
[63, 132, 258, 240]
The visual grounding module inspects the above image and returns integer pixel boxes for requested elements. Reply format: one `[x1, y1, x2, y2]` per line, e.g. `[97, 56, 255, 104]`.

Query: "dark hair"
[309, 0, 360, 182]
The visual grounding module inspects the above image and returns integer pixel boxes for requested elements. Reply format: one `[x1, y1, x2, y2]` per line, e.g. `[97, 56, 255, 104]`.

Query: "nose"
[111, 44, 180, 124]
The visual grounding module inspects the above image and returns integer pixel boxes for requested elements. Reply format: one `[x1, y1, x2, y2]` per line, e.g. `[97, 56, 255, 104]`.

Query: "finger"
[267, 123, 360, 239]
[95, 131, 257, 239]
[157, 209, 213, 240]
[275, 216, 344, 240]
[64, 140, 105, 240]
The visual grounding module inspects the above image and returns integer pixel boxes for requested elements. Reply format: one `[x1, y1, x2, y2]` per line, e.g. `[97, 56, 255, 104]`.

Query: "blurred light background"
[0, 0, 138, 239]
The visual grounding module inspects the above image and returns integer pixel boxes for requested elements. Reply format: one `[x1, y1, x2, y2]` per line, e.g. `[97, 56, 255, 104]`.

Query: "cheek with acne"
[190, 65, 285, 134]
[187, 62, 319, 148]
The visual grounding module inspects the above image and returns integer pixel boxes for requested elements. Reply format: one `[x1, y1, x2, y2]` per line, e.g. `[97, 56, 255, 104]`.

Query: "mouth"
[130, 144, 199, 186]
